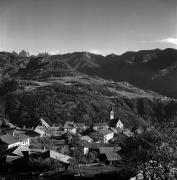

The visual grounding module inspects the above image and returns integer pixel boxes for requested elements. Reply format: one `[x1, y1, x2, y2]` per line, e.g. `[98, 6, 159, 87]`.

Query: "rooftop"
[15, 134, 29, 141]
[64, 121, 75, 129]
[109, 118, 121, 127]
[99, 147, 122, 161]
[0, 134, 19, 145]
[98, 129, 114, 136]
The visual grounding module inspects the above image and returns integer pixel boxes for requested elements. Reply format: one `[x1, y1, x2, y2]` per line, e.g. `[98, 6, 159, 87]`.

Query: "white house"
[34, 126, 47, 137]
[83, 147, 89, 155]
[116, 119, 124, 129]
[64, 122, 77, 134]
[40, 117, 50, 128]
[98, 129, 114, 143]
[50, 150, 72, 164]
[0, 134, 30, 149]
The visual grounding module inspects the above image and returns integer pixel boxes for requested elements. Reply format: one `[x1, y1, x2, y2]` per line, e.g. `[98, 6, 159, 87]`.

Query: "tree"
[37, 52, 49, 58]
[69, 135, 88, 175]
[122, 133, 154, 179]
[122, 127, 177, 180]
[0, 78, 19, 96]
[12, 51, 18, 57]
[19, 50, 29, 57]
[88, 150, 99, 163]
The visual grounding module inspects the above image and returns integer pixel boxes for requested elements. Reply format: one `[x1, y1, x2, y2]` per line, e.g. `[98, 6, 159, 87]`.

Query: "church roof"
[109, 118, 119, 127]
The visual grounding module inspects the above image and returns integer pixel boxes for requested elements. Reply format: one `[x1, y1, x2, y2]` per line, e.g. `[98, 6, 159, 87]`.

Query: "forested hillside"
[0, 50, 177, 129]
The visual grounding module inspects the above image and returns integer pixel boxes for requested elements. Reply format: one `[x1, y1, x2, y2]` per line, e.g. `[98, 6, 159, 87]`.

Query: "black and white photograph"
[0, 0, 177, 179]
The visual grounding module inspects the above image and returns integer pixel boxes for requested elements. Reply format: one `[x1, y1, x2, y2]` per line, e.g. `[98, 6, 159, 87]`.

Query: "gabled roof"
[64, 122, 76, 129]
[98, 129, 114, 136]
[111, 127, 123, 134]
[50, 150, 72, 164]
[13, 145, 29, 156]
[0, 134, 19, 145]
[87, 131, 103, 141]
[13, 132, 29, 141]
[74, 123, 87, 128]
[6, 155, 21, 163]
[93, 123, 108, 127]
[81, 141, 101, 149]
[81, 135, 93, 142]
[99, 147, 122, 161]
[88, 129, 114, 139]
[109, 118, 120, 127]
[64, 121, 75, 126]
[40, 117, 50, 128]
[99, 146, 121, 153]
[35, 125, 47, 132]
[103, 151, 121, 161]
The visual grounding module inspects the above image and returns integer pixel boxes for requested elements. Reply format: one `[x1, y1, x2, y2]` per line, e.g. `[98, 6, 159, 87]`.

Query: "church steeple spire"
[110, 107, 114, 120]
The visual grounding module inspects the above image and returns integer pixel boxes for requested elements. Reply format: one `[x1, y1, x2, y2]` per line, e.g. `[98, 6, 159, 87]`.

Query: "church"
[109, 108, 124, 129]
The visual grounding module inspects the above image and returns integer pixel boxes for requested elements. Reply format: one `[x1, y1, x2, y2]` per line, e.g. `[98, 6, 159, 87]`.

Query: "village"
[0, 108, 141, 179]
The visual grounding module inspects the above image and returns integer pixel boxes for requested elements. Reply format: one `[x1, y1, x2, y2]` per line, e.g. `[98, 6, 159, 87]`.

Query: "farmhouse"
[0, 134, 29, 149]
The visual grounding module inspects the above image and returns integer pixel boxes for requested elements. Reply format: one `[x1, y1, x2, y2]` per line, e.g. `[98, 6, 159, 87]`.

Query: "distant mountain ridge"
[0, 48, 177, 98]
[48, 48, 177, 98]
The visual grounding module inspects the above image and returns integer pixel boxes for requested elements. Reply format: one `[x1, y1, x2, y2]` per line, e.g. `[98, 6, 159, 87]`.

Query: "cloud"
[49, 50, 61, 55]
[159, 38, 177, 45]
[88, 49, 117, 56]
[88, 49, 105, 55]
[49, 49, 116, 56]
[142, 37, 177, 46]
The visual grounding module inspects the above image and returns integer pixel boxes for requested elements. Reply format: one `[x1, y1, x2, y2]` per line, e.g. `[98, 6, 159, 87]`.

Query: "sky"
[0, 0, 176, 55]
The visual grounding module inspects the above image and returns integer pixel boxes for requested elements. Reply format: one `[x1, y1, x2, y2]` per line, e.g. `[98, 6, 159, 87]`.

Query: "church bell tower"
[110, 107, 114, 120]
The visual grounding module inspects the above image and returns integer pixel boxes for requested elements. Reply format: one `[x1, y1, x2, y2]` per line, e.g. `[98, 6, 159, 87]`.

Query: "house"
[80, 135, 93, 143]
[49, 150, 72, 164]
[88, 129, 114, 143]
[0, 134, 29, 149]
[109, 119, 124, 129]
[47, 127, 64, 137]
[83, 147, 89, 155]
[6, 155, 21, 163]
[98, 129, 114, 143]
[116, 119, 124, 129]
[88, 131, 103, 143]
[34, 126, 48, 137]
[111, 127, 123, 134]
[13, 145, 29, 156]
[40, 117, 50, 128]
[12, 133, 30, 147]
[74, 123, 88, 131]
[123, 128, 134, 137]
[0, 134, 21, 149]
[12, 129, 40, 148]
[99, 146, 122, 162]
[93, 123, 109, 131]
[64, 122, 76, 134]
[81, 141, 101, 155]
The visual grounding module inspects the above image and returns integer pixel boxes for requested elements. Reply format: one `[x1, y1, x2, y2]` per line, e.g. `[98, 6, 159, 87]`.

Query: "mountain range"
[0, 48, 177, 98]
[49, 48, 177, 98]
[0, 48, 177, 128]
